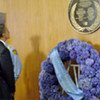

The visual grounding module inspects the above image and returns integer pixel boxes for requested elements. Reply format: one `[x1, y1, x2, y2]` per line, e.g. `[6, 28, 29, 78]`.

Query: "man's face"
[3, 27, 10, 40]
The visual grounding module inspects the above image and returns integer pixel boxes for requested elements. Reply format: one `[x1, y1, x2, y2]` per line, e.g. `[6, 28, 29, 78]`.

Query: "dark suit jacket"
[0, 41, 15, 99]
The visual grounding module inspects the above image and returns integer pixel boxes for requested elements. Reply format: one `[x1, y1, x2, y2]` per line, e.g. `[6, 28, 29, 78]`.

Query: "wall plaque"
[68, 0, 100, 34]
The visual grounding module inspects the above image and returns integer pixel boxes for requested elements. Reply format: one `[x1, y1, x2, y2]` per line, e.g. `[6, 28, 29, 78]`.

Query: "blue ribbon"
[49, 48, 84, 100]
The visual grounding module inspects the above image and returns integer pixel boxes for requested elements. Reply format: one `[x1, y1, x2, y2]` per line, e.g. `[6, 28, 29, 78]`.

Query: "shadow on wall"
[23, 38, 100, 100]
[24, 36, 46, 100]
[94, 44, 100, 52]
[87, 41, 100, 52]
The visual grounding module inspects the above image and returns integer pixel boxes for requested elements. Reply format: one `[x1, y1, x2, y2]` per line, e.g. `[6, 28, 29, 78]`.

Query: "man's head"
[0, 12, 10, 40]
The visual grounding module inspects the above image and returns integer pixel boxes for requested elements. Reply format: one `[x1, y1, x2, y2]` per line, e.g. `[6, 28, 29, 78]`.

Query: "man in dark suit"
[0, 12, 15, 100]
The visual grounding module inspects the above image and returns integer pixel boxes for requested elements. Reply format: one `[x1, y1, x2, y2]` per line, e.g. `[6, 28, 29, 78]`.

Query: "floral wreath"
[39, 39, 100, 100]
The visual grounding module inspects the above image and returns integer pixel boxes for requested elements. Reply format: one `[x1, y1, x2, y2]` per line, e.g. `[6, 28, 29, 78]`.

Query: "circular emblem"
[68, 0, 100, 34]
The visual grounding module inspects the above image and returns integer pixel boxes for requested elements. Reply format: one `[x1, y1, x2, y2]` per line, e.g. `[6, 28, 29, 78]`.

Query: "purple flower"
[83, 90, 92, 99]
[91, 77, 99, 86]
[61, 96, 73, 100]
[90, 49, 99, 60]
[81, 67, 95, 77]
[41, 60, 54, 74]
[76, 56, 85, 64]
[90, 96, 99, 100]
[85, 58, 94, 66]
[95, 57, 100, 64]
[48, 92, 62, 100]
[96, 70, 100, 79]
[58, 50, 70, 61]
[90, 88, 96, 95]
[92, 63, 100, 71]
[81, 50, 90, 59]
[57, 41, 67, 52]
[96, 85, 100, 96]
[71, 39, 80, 47]
[80, 42, 93, 50]
[39, 70, 58, 89]
[79, 77, 92, 90]
[69, 50, 76, 59]
[74, 46, 83, 53]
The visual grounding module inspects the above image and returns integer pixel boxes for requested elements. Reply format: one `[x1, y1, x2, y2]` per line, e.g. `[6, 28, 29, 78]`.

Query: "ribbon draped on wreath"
[39, 39, 100, 100]
[49, 49, 83, 100]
